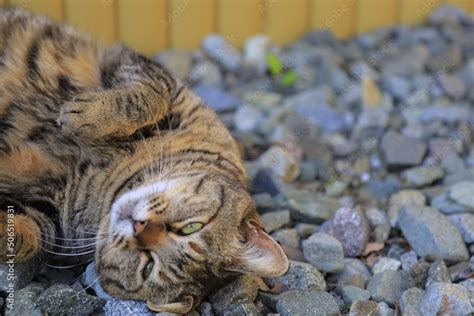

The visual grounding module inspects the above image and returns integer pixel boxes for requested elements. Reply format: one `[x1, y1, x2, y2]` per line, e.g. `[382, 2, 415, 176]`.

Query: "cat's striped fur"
[0, 7, 287, 313]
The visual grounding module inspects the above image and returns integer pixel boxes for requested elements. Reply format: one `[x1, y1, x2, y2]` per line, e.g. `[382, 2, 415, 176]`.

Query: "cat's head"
[95, 172, 288, 313]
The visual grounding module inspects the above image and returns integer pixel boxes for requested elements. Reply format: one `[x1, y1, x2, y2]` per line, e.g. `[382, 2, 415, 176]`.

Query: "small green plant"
[266, 52, 297, 87]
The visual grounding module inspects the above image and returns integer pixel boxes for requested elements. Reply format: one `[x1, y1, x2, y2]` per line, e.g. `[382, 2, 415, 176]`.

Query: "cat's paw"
[58, 93, 134, 139]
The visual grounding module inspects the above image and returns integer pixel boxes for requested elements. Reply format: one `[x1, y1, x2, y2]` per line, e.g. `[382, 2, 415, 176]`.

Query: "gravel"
[399, 206, 469, 263]
[400, 288, 425, 316]
[275, 290, 340, 316]
[264, 260, 326, 291]
[367, 270, 406, 305]
[330, 207, 369, 257]
[419, 282, 472, 315]
[302, 233, 345, 273]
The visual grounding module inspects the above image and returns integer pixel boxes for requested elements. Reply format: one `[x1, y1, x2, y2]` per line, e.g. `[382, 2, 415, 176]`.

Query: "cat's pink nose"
[133, 220, 148, 236]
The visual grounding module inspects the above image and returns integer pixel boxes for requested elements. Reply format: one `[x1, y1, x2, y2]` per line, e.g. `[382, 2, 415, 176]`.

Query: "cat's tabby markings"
[0, 7, 287, 313]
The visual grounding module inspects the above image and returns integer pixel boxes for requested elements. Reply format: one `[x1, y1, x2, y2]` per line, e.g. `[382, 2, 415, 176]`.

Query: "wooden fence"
[1, 0, 473, 55]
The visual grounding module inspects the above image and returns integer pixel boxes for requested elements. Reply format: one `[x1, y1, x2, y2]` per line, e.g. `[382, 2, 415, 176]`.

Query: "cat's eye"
[142, 259, 154, 280]
[179, 222, 204, 235]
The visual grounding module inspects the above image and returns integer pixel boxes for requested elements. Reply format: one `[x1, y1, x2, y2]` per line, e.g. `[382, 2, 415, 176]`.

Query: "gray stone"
[209, 275, 258, 315]
[419, 104, 472, 124]
[154, 50, 192, 80]
[342, 285, 370, 305]
[355, 107, 389, 133]
[202, 34, 241, 72]
[4, 283, 45, 316]
[426, 259, 450, 288]
[222, 303, 259, 316]
[302, 233, 345, 273]
[419, 282, 472, 316]
[448, 213, 474, 243]
[285, 89, 346, 134]
[188, 60, 222, 86]
[400, 250, 418, 272]
[402, 166, 444, 188]
[330, 207, 369, 257]
[431, 191, 467, 214]
[328, 258, 372, 289]
[259, 146, 300, 182]
[275, 290, 340, 316]
[104, 299, 153, 316]
[400, 288, 424, 316]
[372, 257, 401, 274]
[285, 189, 340, 224]
[348, 300, 377, 316]
[295, 223, 319, 238]
[233, 105, 263, 133]
[0, 260, 37, 292]
[450, 181, 474, 211]
[365, 208, 390, 242]
[193, 85, 240, 112]
[439, 74, 466, 99]
[265, 260, 326, 291]
[383, 74, 411, 99]
[399, 206, 469, 263]
[410, 260, 431, 289]
[271, 228, 300, 248]
[367, 270, 406, 305]
[376, 302, 394, 316]
[459, 279, 474, 305]
[35, 284, 104, 316]
[243, 35, 271, 73]
[198, 302, 214, 316]
[381, 131, 427, 167]
[260, 210, 291, 233]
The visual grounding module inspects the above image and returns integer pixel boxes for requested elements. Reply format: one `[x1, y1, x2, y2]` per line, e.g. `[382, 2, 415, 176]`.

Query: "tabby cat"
[0, 7, 288, 314]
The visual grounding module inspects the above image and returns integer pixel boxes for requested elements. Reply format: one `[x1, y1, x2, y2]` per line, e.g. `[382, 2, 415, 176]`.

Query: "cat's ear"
[226, 219, 288, 277]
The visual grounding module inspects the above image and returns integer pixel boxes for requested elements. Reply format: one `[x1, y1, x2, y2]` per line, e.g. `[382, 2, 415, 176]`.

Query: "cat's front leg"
[58, 85, 169, 139]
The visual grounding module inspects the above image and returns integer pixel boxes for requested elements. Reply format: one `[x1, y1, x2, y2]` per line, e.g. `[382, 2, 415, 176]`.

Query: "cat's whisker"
[39, 237, 105, 249]
[70, 246, 116, 297]
[37, 257, 93, 270]
[41, 247, 97, 257]
[39, 232, 102, 242]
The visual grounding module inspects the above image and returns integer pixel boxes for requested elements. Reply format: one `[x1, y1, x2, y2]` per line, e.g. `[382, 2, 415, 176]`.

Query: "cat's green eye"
[180, 222, 204, 235]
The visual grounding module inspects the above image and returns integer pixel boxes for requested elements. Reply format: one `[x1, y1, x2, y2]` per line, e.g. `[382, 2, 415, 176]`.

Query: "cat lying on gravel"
[0, 7, 288, 313]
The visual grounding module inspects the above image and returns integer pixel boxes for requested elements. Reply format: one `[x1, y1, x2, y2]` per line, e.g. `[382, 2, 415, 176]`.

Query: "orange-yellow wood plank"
[168, 0, 215, 50]
[9, 0, 63, 20]
[64, 0, 116, 43]
[400, 0, 442, 25]
[444, 0, 474, 12]
[217, 0, 262, 48]
[117, 0, 167, 55]
[356, 0, 399, 34]
[263, 0, 309, 45]
[310, 0, 356, 39]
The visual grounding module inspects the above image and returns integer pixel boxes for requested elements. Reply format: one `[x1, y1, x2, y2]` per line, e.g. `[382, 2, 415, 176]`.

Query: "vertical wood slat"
[263, 0, 309, 44]
[117, 0, 167, 55]
[168, 0, 215, 50]
[9, 0, 63, 20]
[64, 0, 116, 43]
[310, 0, 356, 39]
[217, 0, 262, 48]
[355, 0, 399, 34]
[400, 0, 442, 25]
